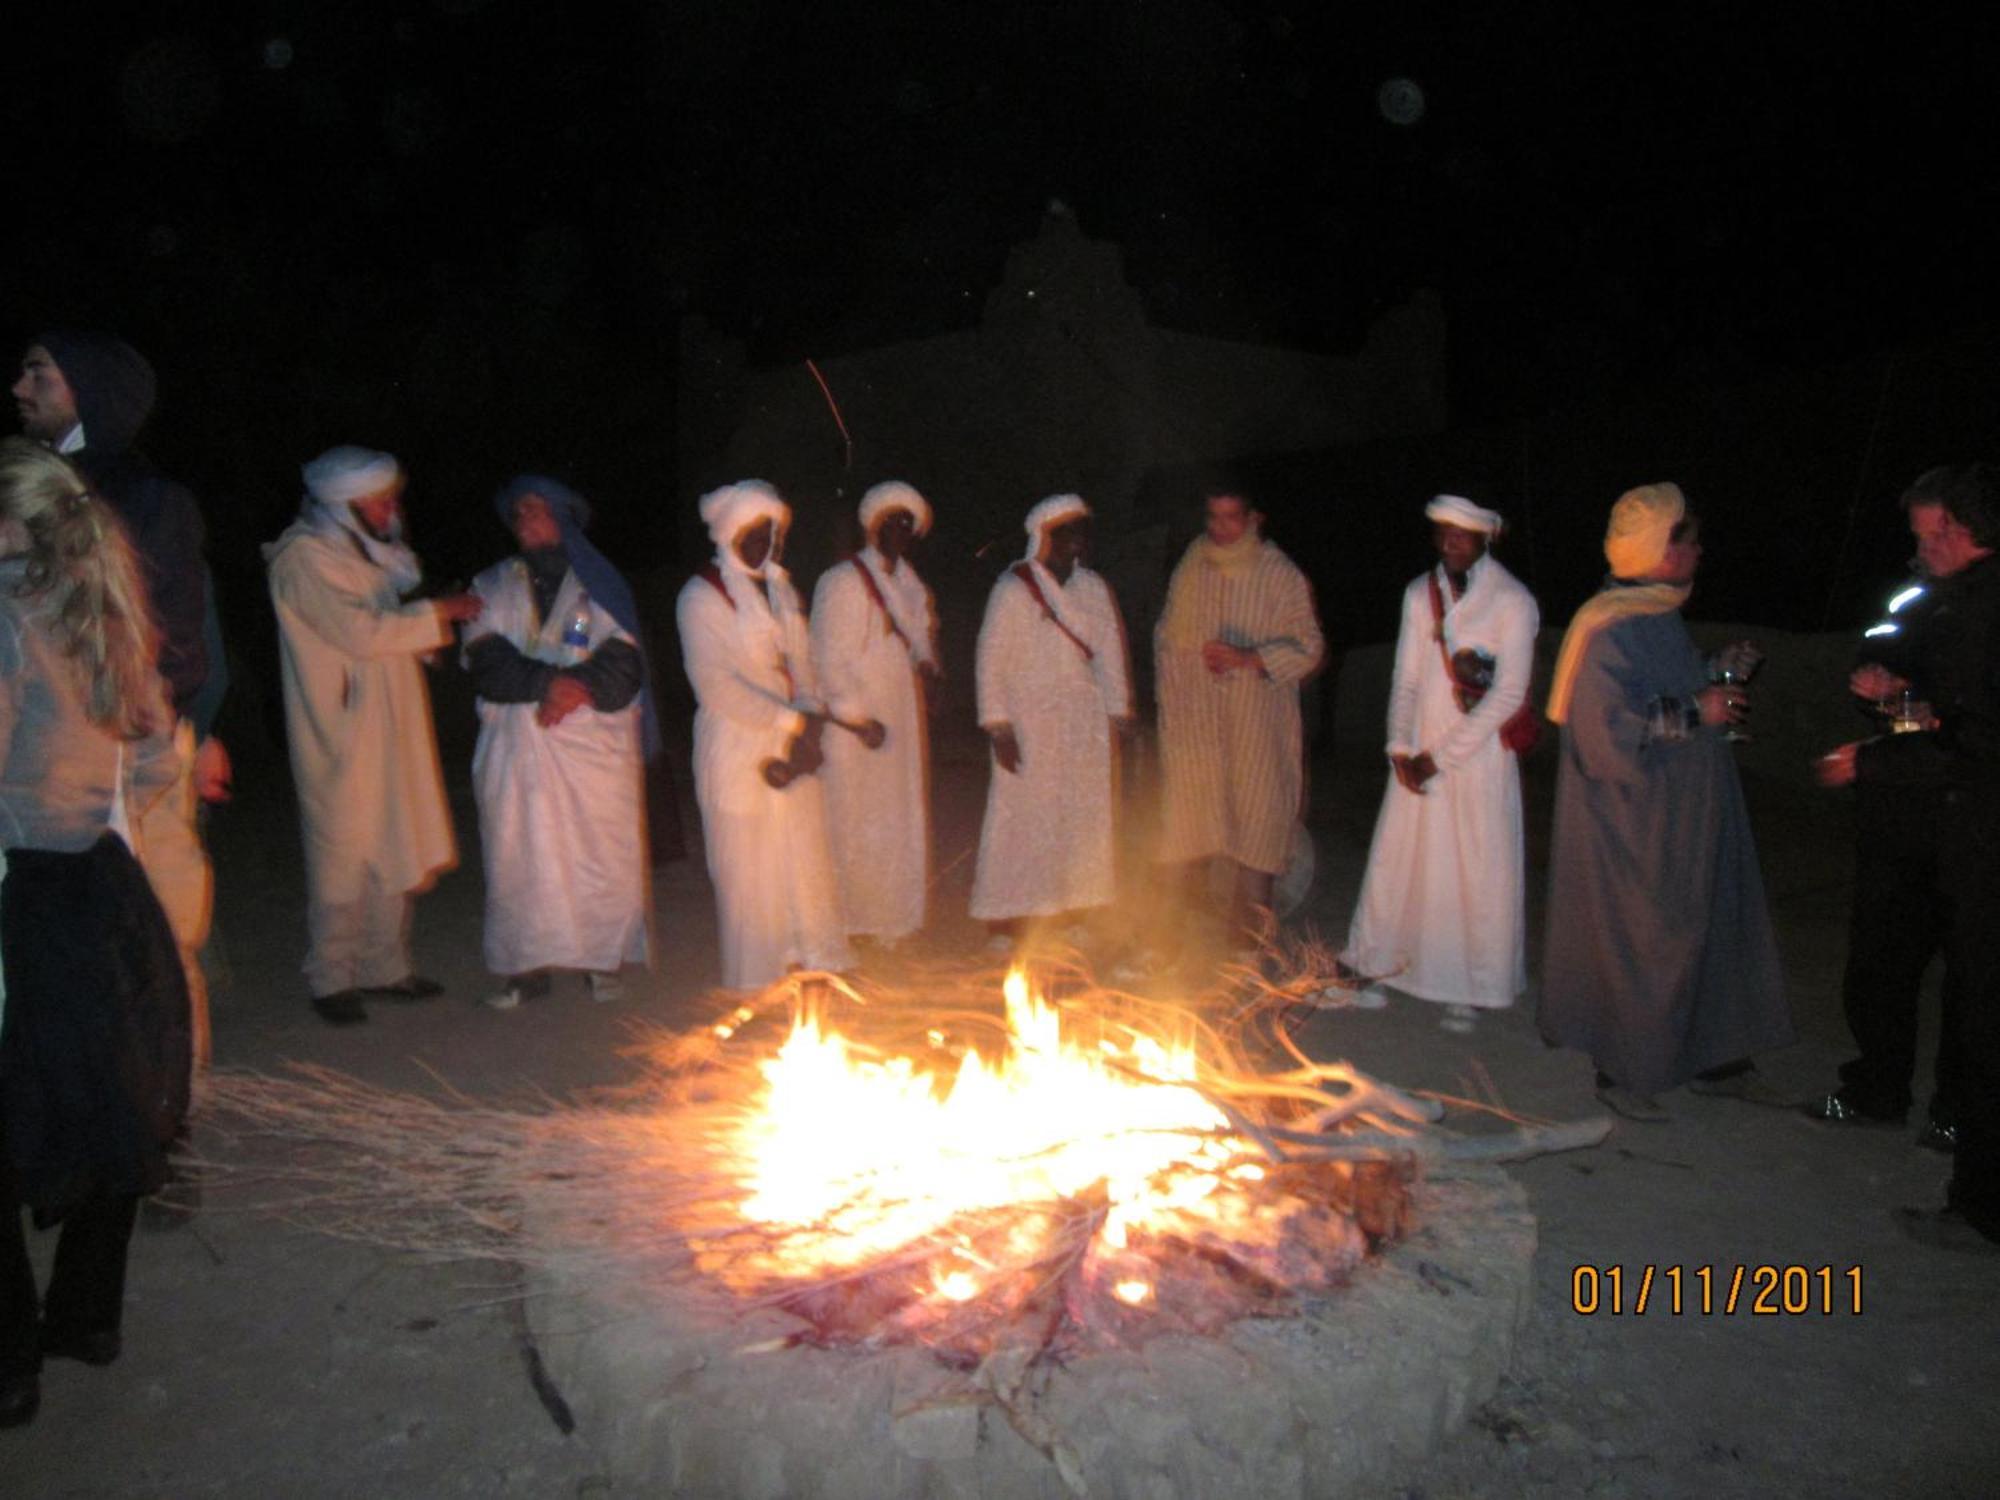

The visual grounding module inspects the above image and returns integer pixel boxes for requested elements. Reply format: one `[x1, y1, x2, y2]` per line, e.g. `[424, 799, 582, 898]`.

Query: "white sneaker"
[1440, 1004, 1478, 1033]
[1351, 985, 1391, 1010]
[482, 986, 522, 1012]
[587, 971, 623, 1003]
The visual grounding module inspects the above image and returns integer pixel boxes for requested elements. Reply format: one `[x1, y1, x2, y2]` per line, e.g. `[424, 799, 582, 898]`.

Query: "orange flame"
[725, 969, 1263, 1293]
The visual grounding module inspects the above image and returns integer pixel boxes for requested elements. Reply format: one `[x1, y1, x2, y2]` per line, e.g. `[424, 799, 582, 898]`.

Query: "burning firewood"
[190, 956, 1605, 1370]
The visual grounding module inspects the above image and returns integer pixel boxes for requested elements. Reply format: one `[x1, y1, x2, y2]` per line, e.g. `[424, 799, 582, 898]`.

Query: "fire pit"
[525, 1165, 1532, 1500]
[524, 967, 1539, 1499]
[203, 961, 1576, 1498]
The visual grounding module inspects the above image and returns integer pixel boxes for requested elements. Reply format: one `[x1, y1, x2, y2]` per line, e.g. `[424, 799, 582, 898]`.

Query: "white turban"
[698, 479, 791, 551]
[302, 446, 402, 505]
[1425, 494, 1504, 536]
[858, 480, 932, 540]
[1021, 493, 1090, 561]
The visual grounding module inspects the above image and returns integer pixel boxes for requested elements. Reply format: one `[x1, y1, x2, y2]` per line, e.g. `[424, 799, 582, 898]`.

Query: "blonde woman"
[0, 439, 189, 1430]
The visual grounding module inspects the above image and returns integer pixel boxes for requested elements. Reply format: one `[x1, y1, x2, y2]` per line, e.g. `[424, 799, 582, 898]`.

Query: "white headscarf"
[299, 445, 421, 592]
[699, 480, 792, 577]
[1425, 494, 1505, 536]
[1021, 493, 1090, 562]
[304, 446, 402, 506]
[858, 480, 932, 541]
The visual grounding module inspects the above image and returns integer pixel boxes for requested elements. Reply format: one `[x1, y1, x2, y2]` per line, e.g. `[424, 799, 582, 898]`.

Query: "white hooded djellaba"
[676, 481, 852, 989]
[970, 495, 1133, 922]
[1346, 496, 1540, 1011]
[810, 481, 939, 943]
[465, 476, 649, 982]
[264, 447, 457, 995]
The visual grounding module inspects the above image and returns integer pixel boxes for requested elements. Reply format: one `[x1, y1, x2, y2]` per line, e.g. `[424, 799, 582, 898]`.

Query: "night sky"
[4, 2, 1995, 627]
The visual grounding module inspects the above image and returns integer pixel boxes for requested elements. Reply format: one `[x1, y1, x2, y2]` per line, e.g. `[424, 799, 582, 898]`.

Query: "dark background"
[4, 1, 1995, 726]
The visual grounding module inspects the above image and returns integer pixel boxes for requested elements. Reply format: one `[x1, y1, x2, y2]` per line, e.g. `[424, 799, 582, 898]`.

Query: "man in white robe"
[971, 495, 1133, 937]
[1344, 495, 1540, 1031]
[811, 481, 939, 946]
[466, 476, 649, 1011]
[265, 448, 483, 1024]
[677, 481, 852, 990]
[1155, 486, 1324, 948]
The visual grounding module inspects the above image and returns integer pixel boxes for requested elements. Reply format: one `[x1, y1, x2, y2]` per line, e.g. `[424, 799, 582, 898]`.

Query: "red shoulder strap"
[698, 563, 734, 609]
[1010, 562, 1095, 662]
[1426, 571, 1453, 679]
[852, 557, 912, 648]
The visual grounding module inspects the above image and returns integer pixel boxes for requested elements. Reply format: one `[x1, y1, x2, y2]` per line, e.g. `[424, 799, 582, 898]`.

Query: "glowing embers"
[703, 969, 1403, 1353]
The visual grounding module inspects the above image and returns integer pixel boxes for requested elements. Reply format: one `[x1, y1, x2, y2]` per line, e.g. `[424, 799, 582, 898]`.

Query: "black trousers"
[0, 1118, 138, 1379]
[1837, 788, 1967, 1120]
[1942, 798, 2000, 1238]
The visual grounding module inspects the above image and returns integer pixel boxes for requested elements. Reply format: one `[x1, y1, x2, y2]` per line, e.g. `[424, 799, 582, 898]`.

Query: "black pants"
[1837, 789, 1967, 1121]
[1942, 800, 2000, 1239]
[0, 834, 186, 1377]
[0, 1119, 138, 1379]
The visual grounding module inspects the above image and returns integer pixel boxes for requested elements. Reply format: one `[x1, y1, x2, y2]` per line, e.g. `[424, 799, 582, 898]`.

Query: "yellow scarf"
[1544, 581, 1692, 724]
[1160, 534, 1263, 649]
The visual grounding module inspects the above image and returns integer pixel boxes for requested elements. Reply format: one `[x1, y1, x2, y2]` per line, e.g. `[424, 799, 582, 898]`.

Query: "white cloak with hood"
[467, 558, 649, 978]
[676, 483, 851, 989]
[266, 503, 456, 911]
[971, 504, 1132, 920]
[810, 543, 937, 941]
[1345, 552, 1539, 1008]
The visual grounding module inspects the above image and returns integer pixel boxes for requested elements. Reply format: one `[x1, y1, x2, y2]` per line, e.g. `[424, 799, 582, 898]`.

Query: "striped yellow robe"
[1154, 540, 1324, 874]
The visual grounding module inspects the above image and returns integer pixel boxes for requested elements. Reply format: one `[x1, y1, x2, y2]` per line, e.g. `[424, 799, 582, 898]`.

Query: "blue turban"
[494, 474, 662, 761]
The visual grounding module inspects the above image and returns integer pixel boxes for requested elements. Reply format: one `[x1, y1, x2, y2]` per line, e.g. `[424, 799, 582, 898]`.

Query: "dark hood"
[35, 331, 156, 466]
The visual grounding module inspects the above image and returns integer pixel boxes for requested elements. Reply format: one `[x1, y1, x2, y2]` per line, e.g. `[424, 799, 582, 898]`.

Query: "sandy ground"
[10, 637, 2000, 1498]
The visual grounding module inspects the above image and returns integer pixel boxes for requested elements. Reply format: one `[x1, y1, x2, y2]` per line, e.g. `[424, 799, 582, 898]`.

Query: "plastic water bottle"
[561, 592, 591, 661]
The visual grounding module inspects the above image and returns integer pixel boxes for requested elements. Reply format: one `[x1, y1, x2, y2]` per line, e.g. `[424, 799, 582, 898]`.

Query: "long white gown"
[677, 558, 852, 989]
[466, 558, 649, 978]
[970, 562, 1132, 921]
[811, 548, 936, 941]
[266, 518, 456, 910]
[1345, 554, 1539, 1009]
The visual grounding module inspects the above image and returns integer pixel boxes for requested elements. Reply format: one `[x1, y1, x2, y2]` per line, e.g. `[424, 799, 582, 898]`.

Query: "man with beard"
[265, 447, 482, 1024]
[810, 481, 939, 949]
[466, 476, 650, 1011]
[1154, 486, 1324, 955]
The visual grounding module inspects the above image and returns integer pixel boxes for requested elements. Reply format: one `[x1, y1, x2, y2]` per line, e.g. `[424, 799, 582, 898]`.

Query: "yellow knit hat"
[1603, 482, 1686, 578]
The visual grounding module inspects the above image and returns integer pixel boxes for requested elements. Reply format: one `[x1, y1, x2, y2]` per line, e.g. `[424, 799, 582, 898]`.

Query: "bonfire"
[194, 954, 1604, 1365]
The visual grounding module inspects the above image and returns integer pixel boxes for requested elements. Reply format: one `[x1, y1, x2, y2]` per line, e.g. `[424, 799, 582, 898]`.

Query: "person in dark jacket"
[1819, 464, 2000, 1250]
[12, 335, 226, 1077]
[1805, 562, 1967, 1149]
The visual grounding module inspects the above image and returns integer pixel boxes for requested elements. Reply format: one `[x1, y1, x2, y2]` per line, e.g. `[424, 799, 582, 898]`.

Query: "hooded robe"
[466, 479, 649, 978]
[810, 483, 938, 942]
[971, 498, 1132, 921]
[1346, 551, 1538, 1008]
[1539, 596, 1794, 1092]
[265, 457, 457, 922]
[676, 483, 851, 989]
